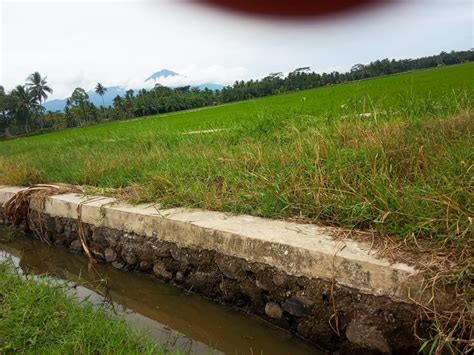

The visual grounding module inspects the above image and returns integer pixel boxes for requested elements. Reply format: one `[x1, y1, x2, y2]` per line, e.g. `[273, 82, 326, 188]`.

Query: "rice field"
[0, 63, 472, 252]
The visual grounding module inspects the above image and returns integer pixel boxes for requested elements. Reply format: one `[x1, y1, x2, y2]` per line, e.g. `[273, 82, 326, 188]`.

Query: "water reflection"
[0, 226, 322, 355]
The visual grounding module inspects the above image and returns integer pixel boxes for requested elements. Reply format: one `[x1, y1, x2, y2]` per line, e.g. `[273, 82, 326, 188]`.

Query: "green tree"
[70, 88, 89, 105]
[67, 88, 92, 125]
[0, 86, 12, 137]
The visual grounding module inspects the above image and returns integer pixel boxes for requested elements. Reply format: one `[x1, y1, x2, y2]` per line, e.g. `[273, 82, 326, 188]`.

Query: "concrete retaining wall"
[0, 186, 428, 353]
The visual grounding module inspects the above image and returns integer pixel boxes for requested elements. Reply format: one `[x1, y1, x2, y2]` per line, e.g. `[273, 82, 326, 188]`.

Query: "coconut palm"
[10, 85, 37, 133]
[26, 72, 53, 103]
[125, 89, 134, 100]
[26, 72, 53, 130]
[95, 83, 107, 107]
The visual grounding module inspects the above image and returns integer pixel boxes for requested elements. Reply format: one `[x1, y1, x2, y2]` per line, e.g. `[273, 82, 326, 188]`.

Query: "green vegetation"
[0, 260, 165, 354]
[0, 63, 472, 256]
[0, 50, 472, 136]
[95, 82, 108, 108]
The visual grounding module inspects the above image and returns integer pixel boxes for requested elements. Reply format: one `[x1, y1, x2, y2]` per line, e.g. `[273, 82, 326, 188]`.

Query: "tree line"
[1, 50, 472, 138]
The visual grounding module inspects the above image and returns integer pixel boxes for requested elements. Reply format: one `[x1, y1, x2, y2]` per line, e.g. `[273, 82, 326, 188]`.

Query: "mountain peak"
[145, 69, 179, 82]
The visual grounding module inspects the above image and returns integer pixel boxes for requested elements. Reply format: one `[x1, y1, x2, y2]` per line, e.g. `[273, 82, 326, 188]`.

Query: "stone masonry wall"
[0, 207, 427, 354]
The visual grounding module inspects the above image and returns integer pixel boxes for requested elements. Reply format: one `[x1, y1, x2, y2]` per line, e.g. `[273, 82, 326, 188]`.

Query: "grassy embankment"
[0, 64, 472, 254]
[0, 260, 168, 354]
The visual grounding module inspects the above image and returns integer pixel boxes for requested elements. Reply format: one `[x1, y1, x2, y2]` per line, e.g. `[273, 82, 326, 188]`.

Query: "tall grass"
[0, 260, 166, 354]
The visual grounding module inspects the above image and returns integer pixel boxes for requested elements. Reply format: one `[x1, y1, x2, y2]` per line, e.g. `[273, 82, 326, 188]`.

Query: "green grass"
[0, 259, 167, 354]
[0, 64, 473, 254]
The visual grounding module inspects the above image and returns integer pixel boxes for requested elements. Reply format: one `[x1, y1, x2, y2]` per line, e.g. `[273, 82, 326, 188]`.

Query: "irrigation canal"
[0, 226, 323, 355]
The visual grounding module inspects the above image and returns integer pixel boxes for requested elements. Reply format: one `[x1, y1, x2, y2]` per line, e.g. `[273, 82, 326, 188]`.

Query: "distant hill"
[44, 86, 126, 112]
[43, 98, 69, 112]
[196, 83, 224, 90]
[44, 69, 224, 112]
[145, 69, 179, 82]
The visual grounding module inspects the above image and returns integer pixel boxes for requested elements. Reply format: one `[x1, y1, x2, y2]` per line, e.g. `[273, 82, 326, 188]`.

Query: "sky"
[0, 0, 472, 100]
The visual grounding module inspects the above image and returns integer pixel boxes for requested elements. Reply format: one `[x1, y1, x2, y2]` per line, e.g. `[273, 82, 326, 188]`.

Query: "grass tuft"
[0, 260, 166, 354]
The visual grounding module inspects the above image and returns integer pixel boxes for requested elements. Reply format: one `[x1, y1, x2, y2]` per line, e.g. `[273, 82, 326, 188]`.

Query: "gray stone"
[282, 297, 311, 317]
[153, 262, 172, 280]
[215, 255, 244, 280]
[92, 229, 105, 243]
[186, 272, 219, 294]
[55, 219, 64, 234]
[175, 271, 184, 282]
[64, 223, 72, 239]
[273, 272, 287, 287]
[265, 302, 283, 319]
[294, 291, 315, 307]
[345, 321, 391, 354]
[137, 244, 154, 262]
[53, 233, 68, 246]
[121, 249, 137, 265]
[256, 279, 269, 290]
[139, 261, 152, 271]
[44, 217, 55, 232]
[69, 239, 82, 252]
[111, 261, 124, 269]
[255, 272, 273, 291]
[104, 248, 117, 263]
[104, 229, 120, 247]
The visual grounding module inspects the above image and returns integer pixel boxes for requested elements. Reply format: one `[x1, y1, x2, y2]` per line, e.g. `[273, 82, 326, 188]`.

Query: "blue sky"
[1, 0, 472, 99]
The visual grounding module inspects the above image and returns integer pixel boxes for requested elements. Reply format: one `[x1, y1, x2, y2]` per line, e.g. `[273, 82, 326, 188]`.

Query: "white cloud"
[1, 0, 472, 100]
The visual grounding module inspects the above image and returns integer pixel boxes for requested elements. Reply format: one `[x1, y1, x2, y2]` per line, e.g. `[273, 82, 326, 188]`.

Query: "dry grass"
[0, 157, 45, 186]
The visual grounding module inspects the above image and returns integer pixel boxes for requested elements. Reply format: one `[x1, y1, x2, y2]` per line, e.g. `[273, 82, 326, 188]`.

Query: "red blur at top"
[198, 0, 384, 18]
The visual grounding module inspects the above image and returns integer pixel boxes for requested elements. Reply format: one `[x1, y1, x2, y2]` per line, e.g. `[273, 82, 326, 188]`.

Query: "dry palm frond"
[2, 184, 102, 269]
[3, 184, 80, 226]
[2, 184, 89, 251]
[3, 184, 101, 268]
[76, 197, 110, 268]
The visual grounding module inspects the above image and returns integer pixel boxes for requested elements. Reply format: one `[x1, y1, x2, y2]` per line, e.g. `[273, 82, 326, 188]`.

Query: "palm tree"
[26, 72, 53, 130]
[94, 83, 107, 107]
[10, 85, 37, 133]
[125, 89, 134, 100]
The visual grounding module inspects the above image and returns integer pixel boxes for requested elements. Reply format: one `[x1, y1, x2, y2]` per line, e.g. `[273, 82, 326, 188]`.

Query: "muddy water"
[0, 226, 323, 355]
